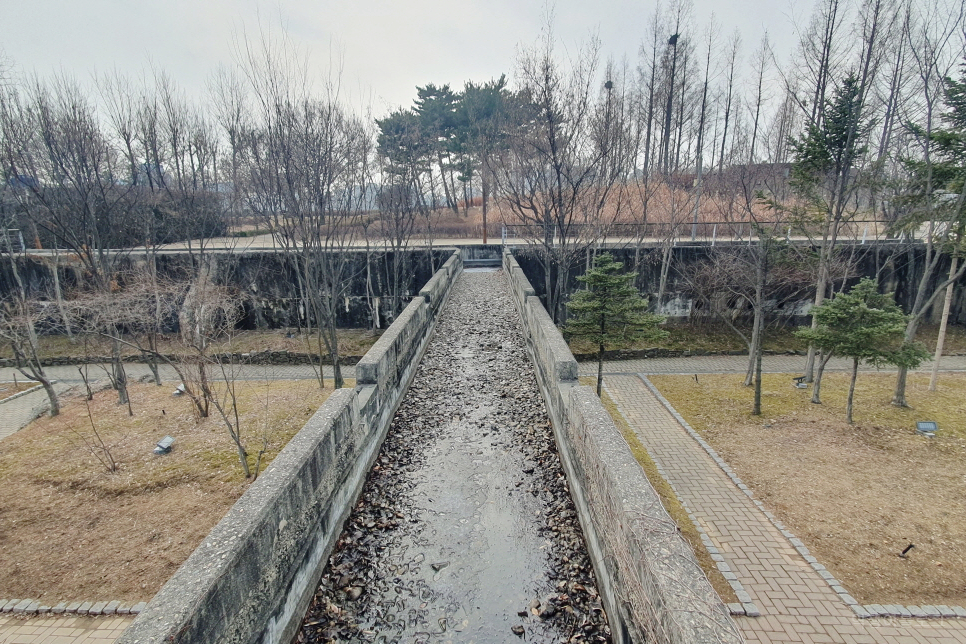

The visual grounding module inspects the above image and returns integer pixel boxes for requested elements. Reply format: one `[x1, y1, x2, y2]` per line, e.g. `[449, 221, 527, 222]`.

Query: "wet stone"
[296, 270, 611, 644]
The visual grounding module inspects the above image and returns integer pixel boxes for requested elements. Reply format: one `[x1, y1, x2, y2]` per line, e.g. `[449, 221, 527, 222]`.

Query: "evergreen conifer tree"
[796, 278, 928, 424]
[564, 253, 667, 396]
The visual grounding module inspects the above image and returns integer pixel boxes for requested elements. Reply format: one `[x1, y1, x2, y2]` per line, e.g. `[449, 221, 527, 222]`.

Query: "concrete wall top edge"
[525, 296, 578, 382]
[355, 298, 427, 384]
[566, 385, 739, 644]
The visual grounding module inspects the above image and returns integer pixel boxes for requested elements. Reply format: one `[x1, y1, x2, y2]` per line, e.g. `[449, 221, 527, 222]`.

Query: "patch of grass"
[583, 376, 737, 603]
[0, 381, 37, 402]
[231, 228, 273, 238]
[661, 322, 812, 354]
[6, 379, 338, 496]
[568, 320, 966, 357]
[0, 377, 341, 602]
[568, 321, 811, 355]
[650, 371, 966, 442]
[648, 371, 966, 606]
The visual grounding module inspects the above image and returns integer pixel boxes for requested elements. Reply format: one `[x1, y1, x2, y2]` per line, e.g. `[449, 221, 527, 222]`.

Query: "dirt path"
[297, 270, 610, 643]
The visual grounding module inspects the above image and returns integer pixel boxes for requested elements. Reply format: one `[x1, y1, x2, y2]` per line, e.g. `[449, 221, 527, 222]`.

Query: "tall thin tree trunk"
[597, 341, 604, 398]
[329, 321, 344, 389]
[805, 213, 845, 381]
[50, 248, 73, 340]
[929, 256, 958, 390]
[41, 379, 61, 417]
[753, 333, 764, 416]
[847, 357, 859, 424]
[691, 35, 711, 241]
[745, 314, 760, 387]
[481, 173, 489, 244]
[661, 38, 679, 174]
[750, 249, 767, 393]
[657, 240, 673, 309]
[111, 330, 131, 412]
[812, 352, 832, 404]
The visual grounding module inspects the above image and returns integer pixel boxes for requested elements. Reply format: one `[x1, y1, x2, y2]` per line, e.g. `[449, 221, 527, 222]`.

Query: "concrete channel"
[116, 250, 738, 644]
[294, 268, 610, 643]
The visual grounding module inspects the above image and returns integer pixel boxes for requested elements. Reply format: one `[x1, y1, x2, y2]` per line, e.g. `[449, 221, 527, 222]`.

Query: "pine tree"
[795, 278, 928, 424]
[564, 253, 667, 397]
[788, 73, 874, 384]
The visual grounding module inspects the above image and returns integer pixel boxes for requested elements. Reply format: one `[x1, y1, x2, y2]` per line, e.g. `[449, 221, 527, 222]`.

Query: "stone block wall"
[502, 249, 741, 644]
[116, 250, 463, 644]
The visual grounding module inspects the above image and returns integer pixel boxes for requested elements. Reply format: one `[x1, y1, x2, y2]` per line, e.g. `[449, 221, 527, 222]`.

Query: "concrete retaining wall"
[502, 250, 741, 644]
[117, 250, 463, 644]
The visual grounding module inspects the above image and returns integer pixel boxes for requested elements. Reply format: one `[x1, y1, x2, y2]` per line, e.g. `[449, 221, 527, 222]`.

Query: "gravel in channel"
[297, 269, 610, 644]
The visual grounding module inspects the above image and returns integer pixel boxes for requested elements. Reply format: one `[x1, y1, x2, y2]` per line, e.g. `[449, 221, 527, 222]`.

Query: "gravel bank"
[297, 269, 610, 643]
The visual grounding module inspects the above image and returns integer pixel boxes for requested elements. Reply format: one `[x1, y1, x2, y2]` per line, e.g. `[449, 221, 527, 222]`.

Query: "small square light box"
[915, 421, 938, 437]
[154, 435, 175, 454]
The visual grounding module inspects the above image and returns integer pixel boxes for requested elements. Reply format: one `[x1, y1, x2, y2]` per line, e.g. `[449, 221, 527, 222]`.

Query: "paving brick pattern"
[579, 353, 966, 377]
[0, 615, 132, 644]
[604, 374, 966, 644]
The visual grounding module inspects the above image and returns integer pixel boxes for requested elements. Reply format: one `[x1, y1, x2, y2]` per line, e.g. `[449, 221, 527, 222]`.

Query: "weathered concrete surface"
[296, 269, 610, 643]
[510, 242, 966, 324]
[503, 249, 742, 644]
[0, 249, 452, 330]
[116, 251, 462, 644]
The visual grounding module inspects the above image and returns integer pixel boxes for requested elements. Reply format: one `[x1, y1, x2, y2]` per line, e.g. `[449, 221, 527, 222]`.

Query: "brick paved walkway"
[605, 374, 966, 643]
[0, 615, 132, 644]
[579, 353, 966, 376]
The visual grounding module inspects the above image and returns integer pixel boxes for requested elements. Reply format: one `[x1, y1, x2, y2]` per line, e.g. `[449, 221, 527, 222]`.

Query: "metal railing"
[500, 219, 900, 247]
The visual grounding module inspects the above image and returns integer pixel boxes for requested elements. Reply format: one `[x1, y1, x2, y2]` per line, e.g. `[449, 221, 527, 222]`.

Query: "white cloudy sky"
[2, 0, 809, 115]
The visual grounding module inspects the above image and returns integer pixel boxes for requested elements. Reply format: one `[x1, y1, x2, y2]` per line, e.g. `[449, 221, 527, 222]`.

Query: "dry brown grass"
[569, 322, 966, 357]
[0, 379, 337, 603]
[0, 382, 36, 402]
[650, 371, 966, 606]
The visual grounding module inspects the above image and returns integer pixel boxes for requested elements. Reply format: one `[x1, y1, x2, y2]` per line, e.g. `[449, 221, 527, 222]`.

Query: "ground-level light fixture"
[915, 421, 938, 437]
[154, 436, 175, 455]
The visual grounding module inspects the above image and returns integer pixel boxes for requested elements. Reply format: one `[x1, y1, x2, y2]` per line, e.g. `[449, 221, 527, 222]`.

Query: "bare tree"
[889, 2, 966, 405]
[0, 228, 60, 416]
[236, 32, 373, 389]
[0, 74, 139, 406]
[680, 231, 811, 413]
[715, 31, 742, 173]
[690, 20, 718, 240]
[494, 24, 620, 322]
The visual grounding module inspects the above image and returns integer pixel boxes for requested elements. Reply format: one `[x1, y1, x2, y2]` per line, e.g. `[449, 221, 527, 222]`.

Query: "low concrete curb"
[0, 599, 146, 616]
[0, 382, 45, 404]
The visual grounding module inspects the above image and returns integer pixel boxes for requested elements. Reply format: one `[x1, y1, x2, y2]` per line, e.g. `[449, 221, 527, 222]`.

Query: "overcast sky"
[2, 0, 810, 115]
